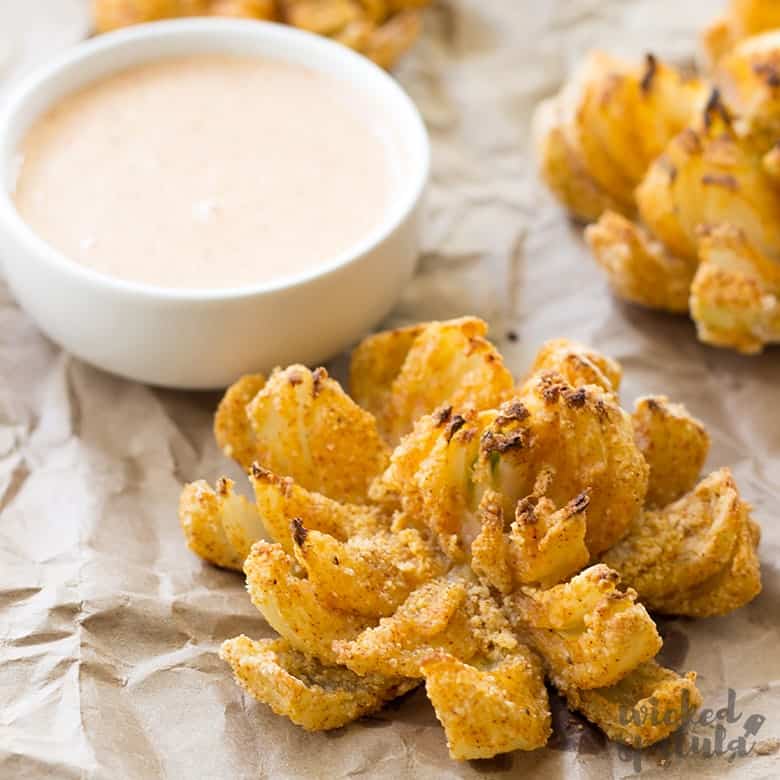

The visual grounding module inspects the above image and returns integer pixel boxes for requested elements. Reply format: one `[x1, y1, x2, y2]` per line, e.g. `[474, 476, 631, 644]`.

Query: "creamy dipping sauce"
[12, 55, 398, 289]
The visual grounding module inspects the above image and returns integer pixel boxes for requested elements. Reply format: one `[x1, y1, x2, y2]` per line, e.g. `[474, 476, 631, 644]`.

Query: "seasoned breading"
[702, 0, 780, 66]
[246, 365, 389, 504]
[505, 374, 648, 556]
[249, 463, 387, 554]
[360, 10, 421, 70]
[291, 520, 446, 618]
[508, 565, 662, 691]
[379, 372, 646, 559]
[244, 541, 372, 663]
[470, 482, 590, 592]
[470, 490, 514, 593]
[422, 648, 551, 759]
[582, 85, 780, 352]
[216, 366, 391, 502]
[659, 513, 761, 617]
[94, 0, 211, 31]
[351, 317, 513, 444]
[637, 95, 780, 265]
[369, 404, 454, 505]
[562, 661, 703, 748]
[525, 338, 622, 394]
[349, 322, 425, 424]
[714, 31, 780, 148]
[213, 373, 266, 471]
[221, 635, 416, 730]
[381, 406, 485, 555]
[178, 477, 263, 570]
[585, 211, 696, 313]
[333, 577, 481, 677]
[602, 468, 762, 617]
[93, 0, 427, 68]
[691, 223, 780, 353]
[533, 51, 706, 221]
[532, 94, 623, 223]
[179, 323, 763, 759]
[208, 0, 275, 16]
[536, 31, 780, 353]
[632, 395, 710, 507]
[508, 481, 591, 588]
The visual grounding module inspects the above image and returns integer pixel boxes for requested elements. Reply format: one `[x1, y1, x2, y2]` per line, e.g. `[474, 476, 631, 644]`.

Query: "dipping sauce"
[12, 55, 398, 289]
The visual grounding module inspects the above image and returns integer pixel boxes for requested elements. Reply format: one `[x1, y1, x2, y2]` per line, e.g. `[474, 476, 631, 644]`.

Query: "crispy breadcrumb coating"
[538, 36, 780, 353]
[422, 648, 551, 759]
[92, 0, 426, 69]
[510, 374, 648, 555]
[508, 481, 591, 588]
[714, 31, 780, 148]
[632, 395, 710, 507]
[214, 373, 266, 472]
[350, 317, 513, 444]
[562, 661, 703, 748]
[603, 469, 761, 617]
[333, 576, 482, 677]
[691, 223, 780, 353]
[533, 51, 706, 221]
[470, 481, 591, 592]
[291, 520, 446, 618]
[178, 321, 762, 759]
[221, 636, 416, 730]
[524, 338, 622, 394]
[245, 365, 389, 503]
[249, 463, 387, 554]
[584, 88, 780, 352]
[585, 211, 696, 313]
[702, 0, 780, 66]
[244, 540, 372, 663]
[637, 95, 780, 264]
[508, 565, 662, 690]
[178, 477, 263, 570]
[377, 371, 647, 559]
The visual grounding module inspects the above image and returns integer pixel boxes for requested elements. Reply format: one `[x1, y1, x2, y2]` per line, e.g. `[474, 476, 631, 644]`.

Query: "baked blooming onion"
[92, 0, 428, 69]
[177, 317, 761, 761]
[534, 21, 780, 354]
[702, 0, 780, 67]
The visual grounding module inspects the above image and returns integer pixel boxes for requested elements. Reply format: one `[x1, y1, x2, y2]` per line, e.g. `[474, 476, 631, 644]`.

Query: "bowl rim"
[0, 18, 430, 301]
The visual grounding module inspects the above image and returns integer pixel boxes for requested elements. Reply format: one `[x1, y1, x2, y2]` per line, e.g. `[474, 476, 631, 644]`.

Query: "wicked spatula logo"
[618, 689, 768, 771]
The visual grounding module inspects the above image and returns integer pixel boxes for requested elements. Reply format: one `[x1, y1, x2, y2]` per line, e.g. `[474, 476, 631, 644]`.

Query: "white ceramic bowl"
[0, 19, 429, 389]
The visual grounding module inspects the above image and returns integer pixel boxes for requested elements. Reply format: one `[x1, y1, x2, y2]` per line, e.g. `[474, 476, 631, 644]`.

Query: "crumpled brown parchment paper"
[1, 1, 779, 778]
